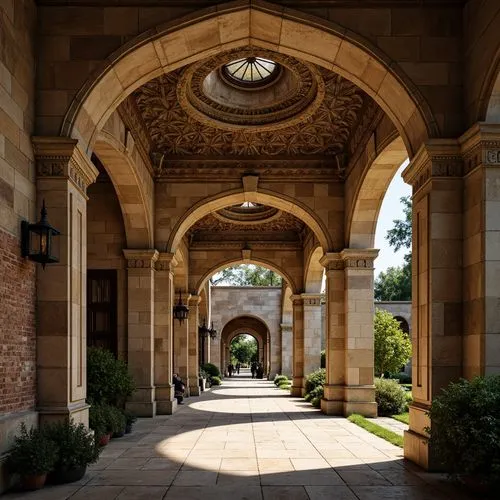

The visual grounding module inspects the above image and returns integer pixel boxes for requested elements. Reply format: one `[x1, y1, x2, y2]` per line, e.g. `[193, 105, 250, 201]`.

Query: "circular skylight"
[223, 57, 279, 87]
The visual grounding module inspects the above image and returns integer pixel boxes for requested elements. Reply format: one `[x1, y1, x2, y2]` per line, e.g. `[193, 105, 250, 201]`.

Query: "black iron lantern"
[198, 318, 210, 338]
[209, 321, 217, 339]
[173, 291, 189, 324]
[21, 200, 60, 269]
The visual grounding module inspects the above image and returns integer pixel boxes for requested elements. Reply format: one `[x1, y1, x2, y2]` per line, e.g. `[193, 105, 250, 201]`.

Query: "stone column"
[187, 295, 201, 396]
[320, 253, 345, 415]
[33, 138, 98, 426]
[173, 292, 190, 383]
[154, 253, 177, 414]
[341, 249, 379, 417]
[280, 323, 293, 377]
[460, 124, 500, 376]
[402, 141, 463, 469]
[301, 293, 323, 377]
[123, 249, 158, 417]
[290, 295, 305, 397]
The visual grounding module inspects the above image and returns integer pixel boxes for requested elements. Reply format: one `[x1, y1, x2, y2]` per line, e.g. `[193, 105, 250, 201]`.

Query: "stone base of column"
[156, 384, 178, 415]
[343, 385, 376, 417]
[38, 400, 90, 426]
[126, 386, 156, 417]
[188, 384, 201, 397]
[291, 377, 304, 397]
[320, 398, 343, 415]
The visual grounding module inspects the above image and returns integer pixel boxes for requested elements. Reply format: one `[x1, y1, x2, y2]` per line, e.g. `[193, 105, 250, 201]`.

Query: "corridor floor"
[6, 375, 475, 500]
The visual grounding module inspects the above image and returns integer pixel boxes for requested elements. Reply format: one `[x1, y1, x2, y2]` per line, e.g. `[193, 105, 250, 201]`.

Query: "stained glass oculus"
[223, 57, 279, 86]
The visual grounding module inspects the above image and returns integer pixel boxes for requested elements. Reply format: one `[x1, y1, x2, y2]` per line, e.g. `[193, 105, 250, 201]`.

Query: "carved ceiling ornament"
[177, 48, 324, 131]
[214, 205, 282, 225]
[132, 48, 367, 165]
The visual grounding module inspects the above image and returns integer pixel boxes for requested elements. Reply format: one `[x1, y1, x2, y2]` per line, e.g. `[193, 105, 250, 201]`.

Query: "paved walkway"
[373, 417, 409, 437]
[6, 376, 475, 500]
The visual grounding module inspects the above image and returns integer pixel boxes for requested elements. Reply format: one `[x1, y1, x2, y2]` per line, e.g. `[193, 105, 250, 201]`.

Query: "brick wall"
[0, 0, 37, 419]
[0, 229, 36, 414]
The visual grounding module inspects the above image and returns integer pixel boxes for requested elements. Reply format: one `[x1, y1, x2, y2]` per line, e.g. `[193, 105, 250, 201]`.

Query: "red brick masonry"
[0, 229, 36, 414]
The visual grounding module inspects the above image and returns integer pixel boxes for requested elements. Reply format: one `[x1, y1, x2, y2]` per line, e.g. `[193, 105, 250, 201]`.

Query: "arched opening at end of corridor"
[227, 334, 259, 379]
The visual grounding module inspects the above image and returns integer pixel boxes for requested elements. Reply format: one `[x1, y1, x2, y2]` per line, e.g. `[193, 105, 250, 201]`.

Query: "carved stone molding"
[301, 293, 323, 306]
[340, 249, 379, 269]
[188, 295, 202, 306]
[189, 240, 302, 251]
[33, 137, 99, 197]
[319, 252, 344, 271]
[123, 249, 159, 269]
[459, 123, 500, 176]
[280, 323, 293, 333]
[156, 252, 178, 272]
[290, 294, 304, 306]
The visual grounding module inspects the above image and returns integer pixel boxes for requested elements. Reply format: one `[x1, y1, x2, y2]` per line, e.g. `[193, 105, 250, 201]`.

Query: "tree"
[375, 196, 412, 301]
[374, 309, 412, 376]
[211, 264, 282, 286]
[230, 335, 258, 364]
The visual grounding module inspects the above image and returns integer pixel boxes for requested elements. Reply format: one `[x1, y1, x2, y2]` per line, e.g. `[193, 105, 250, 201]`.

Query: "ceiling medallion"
[177, 48, 325, 132]
[221, 57, 281, 89]
[214, 204, 282, 225]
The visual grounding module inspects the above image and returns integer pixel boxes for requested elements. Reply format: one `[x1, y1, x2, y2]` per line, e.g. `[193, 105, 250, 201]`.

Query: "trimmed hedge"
[375, 378, 407, 416]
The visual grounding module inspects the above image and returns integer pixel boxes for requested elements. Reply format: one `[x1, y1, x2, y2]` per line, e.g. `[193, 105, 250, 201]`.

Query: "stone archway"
[60, 2, 435, 158]
[220, 316, 270, 378]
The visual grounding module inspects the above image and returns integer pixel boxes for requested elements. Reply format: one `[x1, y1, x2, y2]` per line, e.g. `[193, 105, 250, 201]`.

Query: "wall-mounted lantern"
[209, 321, 217, 340]
[198, 318, 210, 338]
[21, 200, 60, 269]
[173, 291, 189, 324]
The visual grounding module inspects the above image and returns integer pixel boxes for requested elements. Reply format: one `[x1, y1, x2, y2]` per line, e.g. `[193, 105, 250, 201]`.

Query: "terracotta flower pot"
[98, 433, 110, 447]
[21, 473, 47, 490]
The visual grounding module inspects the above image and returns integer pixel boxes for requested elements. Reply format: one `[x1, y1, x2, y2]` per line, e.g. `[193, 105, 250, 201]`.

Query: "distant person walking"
[251, 362, 257, 379]
[236, 362, 241, 374]
[228, 363, 234, 377]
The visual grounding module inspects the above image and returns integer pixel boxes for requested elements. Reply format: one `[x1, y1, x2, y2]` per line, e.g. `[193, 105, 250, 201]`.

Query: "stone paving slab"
[3, 376, 475, 499]
[373, 417, 409, 436]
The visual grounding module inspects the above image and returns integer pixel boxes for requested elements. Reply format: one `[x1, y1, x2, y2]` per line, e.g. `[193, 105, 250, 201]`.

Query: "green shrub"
[7, 423, 58, 476]
[310, 385, 324, 408]
[43, 420, 100, 470]
[427, 376, 500, 489]
[89, 404, 107, 438]
[210, 376, 222, 386]
[278, 380, 291, 389]
[320, 350, 326, 369]
[89, 404, 125, 436]
[305, 368, 326, 396]
[387, 371, 412, 384]
[274, 375, 289, 386]
[201, 363, 220, 378]
[375, 378, 407, 416]
[87, 347, 135, 406]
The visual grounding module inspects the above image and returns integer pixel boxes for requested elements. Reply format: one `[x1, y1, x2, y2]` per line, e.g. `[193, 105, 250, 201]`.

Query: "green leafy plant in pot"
[43, 420, 100, 484]
[123, 409, 137, 434]
[109, 406, 126, 438]
[89, 403, 109, 446]
[6, 423, 58, 490]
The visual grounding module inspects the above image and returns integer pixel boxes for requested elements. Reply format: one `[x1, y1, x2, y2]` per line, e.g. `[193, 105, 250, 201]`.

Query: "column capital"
[290, 294, 304, 305]
[402, 139, 462, 193]
[319, 252, 343, 271]
[123, 249, 159, 269]
[300, 293, 323, 306]
[280, 323, 292, 332]
[156, 252, 178, 271]
[33, 137, 99, 197]
[340, 248, 379, 270]
[188, 294, 201, 306]
[459, 123, 500, 175]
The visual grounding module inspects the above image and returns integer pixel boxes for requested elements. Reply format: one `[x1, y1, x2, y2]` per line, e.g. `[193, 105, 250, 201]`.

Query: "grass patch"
[392, 412, 409, 425]
[348, 414, 403, 448]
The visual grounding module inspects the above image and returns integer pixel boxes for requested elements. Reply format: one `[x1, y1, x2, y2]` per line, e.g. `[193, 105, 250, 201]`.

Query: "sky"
[374, 160, 411, 277]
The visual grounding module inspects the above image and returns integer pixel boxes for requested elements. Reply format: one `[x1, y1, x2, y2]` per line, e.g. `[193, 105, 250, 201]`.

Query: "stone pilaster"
[402, 140, 463, 470]
[341, 249, 379, 417]
[320, 253, 345, 415]
[123, 249, 158, 417]
[280, 323, 293, 377]
[187, 295, 201, 397]
[33, 137, 98, 426]
[459, 123, 500, 377]
[301, 293, 323, 376]
[154, 253, 178, 415]
[290, 295, 305, 397]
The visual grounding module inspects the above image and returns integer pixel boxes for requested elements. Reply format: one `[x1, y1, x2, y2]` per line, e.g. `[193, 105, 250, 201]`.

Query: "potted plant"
[109, 406, 126, 438]
[6, 423, 57, 490]
[199, 369, 208, 392]
[44, 420, 100, 484]
[123, 410, 137, 434]
[89, 404, 109, 446]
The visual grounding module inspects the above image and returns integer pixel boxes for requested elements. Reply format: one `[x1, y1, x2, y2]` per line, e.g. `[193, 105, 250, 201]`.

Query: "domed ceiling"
[120, 47, 379, 175]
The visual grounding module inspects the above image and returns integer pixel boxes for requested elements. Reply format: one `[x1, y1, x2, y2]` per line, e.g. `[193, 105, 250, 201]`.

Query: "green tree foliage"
[375, 196, 412, 301]
[230, 334, 258, 364]
[374, 309, 412, 376]
[211, 264, 282, 286]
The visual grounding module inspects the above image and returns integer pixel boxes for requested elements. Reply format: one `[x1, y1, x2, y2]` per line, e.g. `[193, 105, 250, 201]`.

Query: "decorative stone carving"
[301, 294, 322, 306]
[131, 52, 366, 161]
[123, 249, 159, 269]
[156, 252, 178, 272]
[340, 249, 379, 269]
